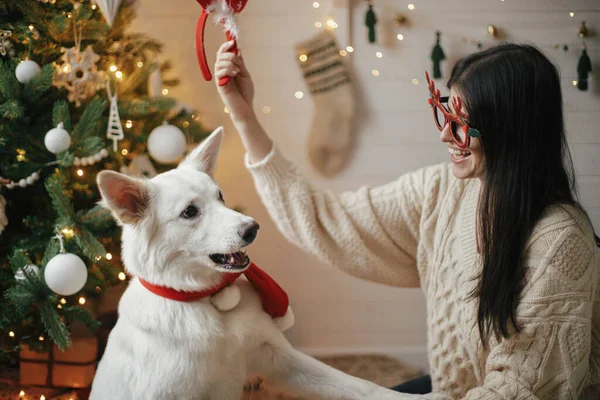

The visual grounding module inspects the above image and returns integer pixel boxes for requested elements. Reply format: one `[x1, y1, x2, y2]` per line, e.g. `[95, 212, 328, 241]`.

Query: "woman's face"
[440, 87, 486, 180]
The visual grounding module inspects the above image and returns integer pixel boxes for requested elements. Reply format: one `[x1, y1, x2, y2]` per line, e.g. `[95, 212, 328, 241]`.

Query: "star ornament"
[53, 45, 105, 107]
[0, 30, 12, 56]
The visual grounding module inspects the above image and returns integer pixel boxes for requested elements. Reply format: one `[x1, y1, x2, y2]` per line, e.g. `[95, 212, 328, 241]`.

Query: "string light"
[397, 34, 404, 41]
[313, 2, 320, 8]
[262, 106, 271, 114]
[61, 228, 75, 238]
[9, 331, 15, 337]
[572, 80, 578, 86]
[569, 12, 574, 17]
[39, 335, 44, 341]
[192, 113, 200, 121]
[62, 64, 71, 73]
[326, 18, 338, 29]
[295, 91, 304, 99]
[109, 65, 117, 72]
[96, 286, 102, 293]
[60, 298, 67, 304]
[16, 149, 26, 162]
[57, 304, 62, 309]
[372, 69, 380, 76]
[224, 107, 229, 114]
[121, 149, 128, 156]
[408, 4, 415, 10]
[339, 50, 347, 56]
[412, 78, 419, 85]
[299, 54, 308, 62]
[125, 120, 133, 128]
[137, 61, 144, 68]
[76, 169, 84, 177]
[28, 25, 34, 31]
[105, 253, 113, 260]
[115, 71, 123, 79]
[315, 21, 322, 28]
[376, 51, 383, 58]
[162, 88, 169, 95]
[41, 395, 46, 400]
[183, 121, 190, 128]
[95, 256, 101, 261]
[78, 297, 86, 305]
[118, 272, 127, 281]
[19, 390, 25, 397]
[91, 3, 97, 10]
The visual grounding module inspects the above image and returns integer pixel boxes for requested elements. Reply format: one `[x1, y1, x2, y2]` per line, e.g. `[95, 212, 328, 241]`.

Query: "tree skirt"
[241, 354, 423, 400]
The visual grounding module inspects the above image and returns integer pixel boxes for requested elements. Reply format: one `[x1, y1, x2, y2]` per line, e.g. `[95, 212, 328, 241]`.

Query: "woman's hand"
[215, 41, 255, 124]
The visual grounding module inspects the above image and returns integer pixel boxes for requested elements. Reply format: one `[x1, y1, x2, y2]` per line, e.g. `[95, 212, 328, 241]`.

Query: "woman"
[214, 41, 600, 399]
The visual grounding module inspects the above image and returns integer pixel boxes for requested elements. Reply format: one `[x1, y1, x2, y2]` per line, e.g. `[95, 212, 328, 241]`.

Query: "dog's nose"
[238, 221, 259, 243]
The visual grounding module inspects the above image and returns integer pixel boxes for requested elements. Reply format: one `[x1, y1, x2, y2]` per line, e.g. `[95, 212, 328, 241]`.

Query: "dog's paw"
[274, 306, 295, 331]
[210, 284, 241, 311]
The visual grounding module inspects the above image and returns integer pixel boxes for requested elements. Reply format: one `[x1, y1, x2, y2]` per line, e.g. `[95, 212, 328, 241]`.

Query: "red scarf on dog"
[138, 262, 289, 318]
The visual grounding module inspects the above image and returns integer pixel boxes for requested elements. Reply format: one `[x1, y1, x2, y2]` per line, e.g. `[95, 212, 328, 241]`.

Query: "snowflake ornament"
[53, 45, 104, 107]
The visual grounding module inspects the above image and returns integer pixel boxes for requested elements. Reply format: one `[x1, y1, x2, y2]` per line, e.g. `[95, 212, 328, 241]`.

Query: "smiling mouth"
[448, 147, 471, 160]
[209, 251, 250, 271]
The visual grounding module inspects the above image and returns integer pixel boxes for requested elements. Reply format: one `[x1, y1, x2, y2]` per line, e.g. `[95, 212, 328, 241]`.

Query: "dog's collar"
[138, 271, 242, 302]
[137, 262, 290, 318]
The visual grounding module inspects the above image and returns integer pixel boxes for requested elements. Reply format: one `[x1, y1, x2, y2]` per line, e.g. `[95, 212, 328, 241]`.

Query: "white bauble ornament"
[15, 264, 40, 282]
[44, 122, 71, 154]
[44, 253, 88, 296]
[15, 60, 41, 83]
[147, 122, 187, 164]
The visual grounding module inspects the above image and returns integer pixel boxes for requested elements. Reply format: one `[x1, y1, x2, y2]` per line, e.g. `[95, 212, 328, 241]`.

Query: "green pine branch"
[70, 96, 107, 144]
[22, 64, 53, 104]
[39, 300, 70, 351]
[52, 100, 72, 131]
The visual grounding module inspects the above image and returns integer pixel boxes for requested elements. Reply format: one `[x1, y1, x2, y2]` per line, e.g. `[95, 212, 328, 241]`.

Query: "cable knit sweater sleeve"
[461, 212, 598, 400]
[245, 145, 449, 288]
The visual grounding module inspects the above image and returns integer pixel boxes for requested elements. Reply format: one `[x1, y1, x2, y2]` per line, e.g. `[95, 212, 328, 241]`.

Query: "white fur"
[91, 127, 435, 400]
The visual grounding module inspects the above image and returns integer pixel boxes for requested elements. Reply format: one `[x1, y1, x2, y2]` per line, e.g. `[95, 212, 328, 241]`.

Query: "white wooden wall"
[132, 0, 600, 370]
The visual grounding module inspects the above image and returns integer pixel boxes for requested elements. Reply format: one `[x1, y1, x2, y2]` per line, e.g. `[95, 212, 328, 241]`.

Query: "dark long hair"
[447, 43, 589, 347]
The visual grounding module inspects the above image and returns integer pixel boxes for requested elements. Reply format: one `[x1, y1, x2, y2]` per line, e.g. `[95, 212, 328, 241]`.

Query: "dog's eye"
[218, 191, 224, 203]
[180, 205, 199, 219]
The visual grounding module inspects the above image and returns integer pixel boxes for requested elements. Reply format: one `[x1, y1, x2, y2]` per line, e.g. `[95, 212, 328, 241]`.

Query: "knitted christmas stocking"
[295, 30, 355, 177]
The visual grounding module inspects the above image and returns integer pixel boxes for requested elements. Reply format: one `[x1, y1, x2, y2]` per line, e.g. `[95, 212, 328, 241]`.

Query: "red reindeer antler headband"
[195, 0, 248, 87]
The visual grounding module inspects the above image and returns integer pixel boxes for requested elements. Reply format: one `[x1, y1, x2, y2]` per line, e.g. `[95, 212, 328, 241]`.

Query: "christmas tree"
[0, 0, 208, 365]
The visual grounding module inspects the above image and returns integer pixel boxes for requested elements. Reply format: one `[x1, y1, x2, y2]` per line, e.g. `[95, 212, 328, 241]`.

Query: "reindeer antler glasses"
[425, 71, 481, 149]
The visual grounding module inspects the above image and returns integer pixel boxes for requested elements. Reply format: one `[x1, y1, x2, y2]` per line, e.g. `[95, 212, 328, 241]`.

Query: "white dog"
[91, 128, 438, 400]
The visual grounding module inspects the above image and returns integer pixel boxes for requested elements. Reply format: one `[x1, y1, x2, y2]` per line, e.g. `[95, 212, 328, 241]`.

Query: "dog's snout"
[238, 221, 259, 243]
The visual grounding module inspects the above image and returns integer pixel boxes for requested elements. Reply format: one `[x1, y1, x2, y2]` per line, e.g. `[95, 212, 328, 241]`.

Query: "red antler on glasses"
[425, 71, 443, 109]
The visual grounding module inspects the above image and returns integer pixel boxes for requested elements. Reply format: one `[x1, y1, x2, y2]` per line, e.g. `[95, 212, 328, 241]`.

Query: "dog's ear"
[178, 126, 223, 177]
[97, 170, 149, 225]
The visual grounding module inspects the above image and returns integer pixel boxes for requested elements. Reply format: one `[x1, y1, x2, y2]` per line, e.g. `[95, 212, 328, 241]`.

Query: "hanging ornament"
[74, 148, 109, 167]
[15, 60, 41, 83]
[121, 155, 158, 178]
[15, 264, 40, 282]
[95, 0, 122, 27]
[148, 65, 162, 98]
[106, 82, 124, 152]
[53, 45, 104, 107]
[147, 121, 187, 164]
[578, 21, 589, 39]
[0, 30, 12, 57]
[53, 26, 104, 107]
[430, 31, 446, 79]
[0, 171, 40, 189]
[44, 122, 72, 154]
[44, 232, 88, 296]
[577, 45, 592, 91]
[0, 194, 7, 235]
[365, 0, 378, 44]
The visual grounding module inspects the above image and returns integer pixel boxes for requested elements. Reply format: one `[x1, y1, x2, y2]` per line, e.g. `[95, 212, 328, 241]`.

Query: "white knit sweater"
[245, 145, 600, 399]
